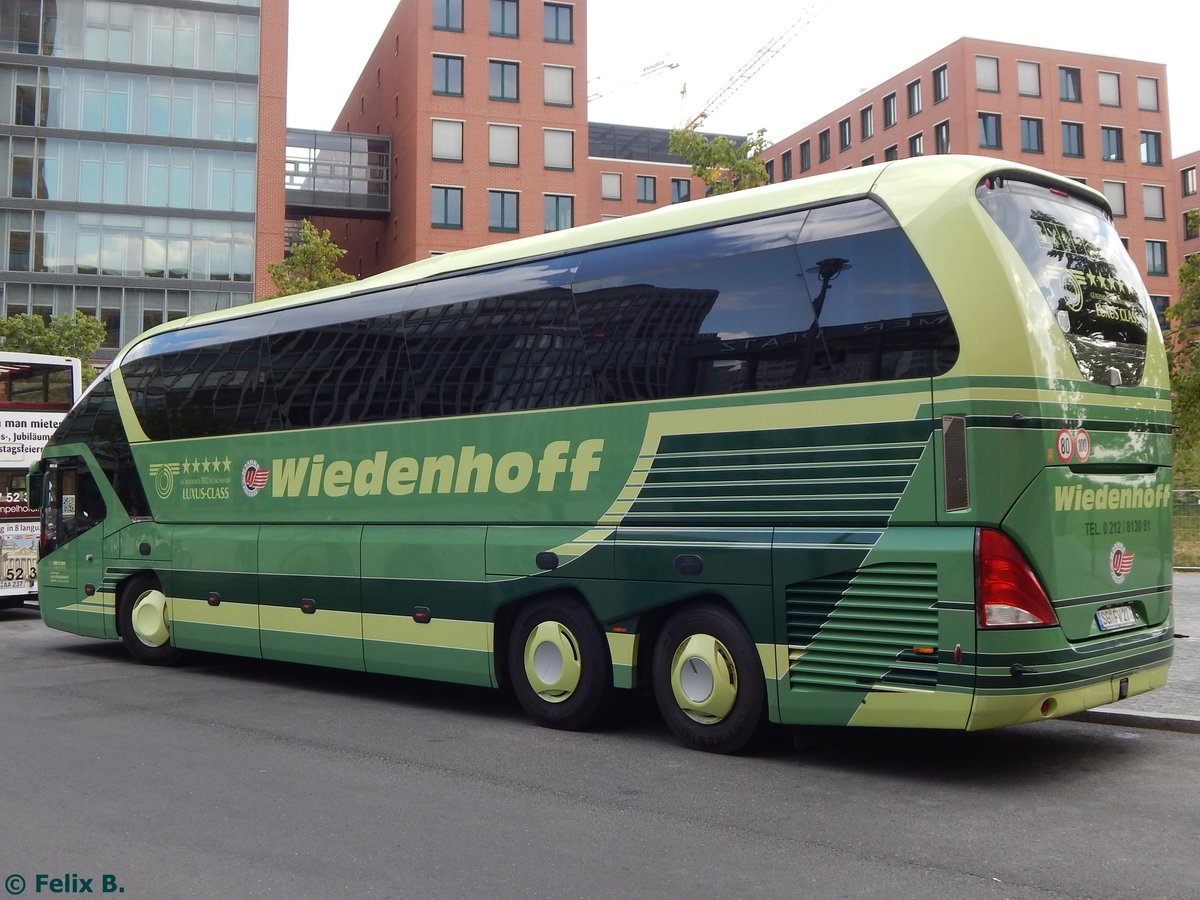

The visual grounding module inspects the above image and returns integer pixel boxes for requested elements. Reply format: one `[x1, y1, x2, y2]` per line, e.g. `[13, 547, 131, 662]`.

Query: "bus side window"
[573, 209, 812, 402]
[794, 201, 957, 385]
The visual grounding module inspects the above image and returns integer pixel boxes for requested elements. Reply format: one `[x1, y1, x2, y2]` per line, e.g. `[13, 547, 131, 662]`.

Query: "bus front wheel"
[117, 575, 184, 666]
[652, 604, 766, 754]
[508, 596, 613, 731]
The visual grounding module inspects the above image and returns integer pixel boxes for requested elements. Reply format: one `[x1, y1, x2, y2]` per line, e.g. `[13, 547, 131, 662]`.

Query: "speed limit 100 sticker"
[1055, 427, 1091, 463]
[1074, 428, 1091, 462]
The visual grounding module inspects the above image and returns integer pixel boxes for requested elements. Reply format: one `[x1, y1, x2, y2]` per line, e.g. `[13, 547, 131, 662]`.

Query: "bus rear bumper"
[965, 662, 1170, 731]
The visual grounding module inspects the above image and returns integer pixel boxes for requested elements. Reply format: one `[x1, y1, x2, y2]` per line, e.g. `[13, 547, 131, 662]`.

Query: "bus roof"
[120, 154, 1104, 365]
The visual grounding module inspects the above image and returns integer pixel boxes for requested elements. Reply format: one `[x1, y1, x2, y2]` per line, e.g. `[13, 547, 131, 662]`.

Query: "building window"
[838, 118, 851, 151]
[489, 123, 519, 166]
[1020, 117, 1043, 153]
[544, 65, 573, 106]
[432, 185, 462, 229]
[1018, 61, 1040, 97]
[1186, 213, 1199, 241]
[489, 60, 519, 101]
[884, 144, 898, 161]
[908, 133, 923, 157]
[434, 0, 463, 31]
[544, 129, 573, 170]
[1145, 240, 1167, 276]
[1103, 180, 1126, 217]
[781, 150, 792, 180]
[934, 64, 950, 101]
[861, 155, 875, 167]
[490, 0, 518, 36]
[544, 194, 573, 231]
[1062, 122, 1084, 157]
[1143, 184, 1164, 220]
[818, 129, 830, 162]
[1149, 296, 1169, 329]
[883, 93, 897, 128]
[671, 178, 690, 203]
[601, 172, 620, 200]
[433, 55, 464, 96]
[934, 121, 950, 154]
[544, 3, 572, 43]
[799, 140, 811, 172]
[488, 189, 518, 232]
[636, 175, 656, 203]
[1138, 76, 1159, 111]
[1059, 66, 1081, 102]
[975, 57, 997, 93]
[765, 159, 774, 183]
[1141, 131, 1162, 165]
[1182, 167, 1197, 197]
[1098, 72, 1120, 107]
[978, 113, 1001, 149]
[860, 105, 874, 140]
[1101, 126, 1123, 162]
[906, 79, 921, 116]
[431, 119, 463, 161]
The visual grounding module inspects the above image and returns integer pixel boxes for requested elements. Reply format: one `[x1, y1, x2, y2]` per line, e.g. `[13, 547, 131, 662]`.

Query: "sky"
[286, 0, 1200, 156]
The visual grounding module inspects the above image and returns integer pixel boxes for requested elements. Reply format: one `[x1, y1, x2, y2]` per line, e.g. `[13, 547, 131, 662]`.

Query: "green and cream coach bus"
[31, 155, 1173, 753]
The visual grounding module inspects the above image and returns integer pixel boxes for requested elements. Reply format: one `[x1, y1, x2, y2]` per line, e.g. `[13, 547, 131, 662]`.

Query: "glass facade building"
[1, 0, 279, 358]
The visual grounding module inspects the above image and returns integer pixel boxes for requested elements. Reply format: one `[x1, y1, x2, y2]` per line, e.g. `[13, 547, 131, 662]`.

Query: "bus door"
[258, 525, 364, 671]
[38, 457, 108, 637]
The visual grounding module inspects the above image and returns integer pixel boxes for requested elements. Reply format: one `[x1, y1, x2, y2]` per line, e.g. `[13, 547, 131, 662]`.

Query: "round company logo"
[1110, 542, 1135, 584]
[154, 466, 174, 499]
[241, 460, 271, 498]
[148, 462, 180, 500]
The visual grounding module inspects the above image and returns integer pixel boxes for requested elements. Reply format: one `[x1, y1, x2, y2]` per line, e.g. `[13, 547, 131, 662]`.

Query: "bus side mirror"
[27, 463, 43, 511]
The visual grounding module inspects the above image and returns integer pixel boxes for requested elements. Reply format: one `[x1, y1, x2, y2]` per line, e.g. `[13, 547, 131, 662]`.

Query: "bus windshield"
[976, 177, 1151, 386]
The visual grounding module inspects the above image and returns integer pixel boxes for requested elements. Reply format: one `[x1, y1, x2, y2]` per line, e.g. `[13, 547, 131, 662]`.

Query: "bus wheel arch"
[116, 573, 184, 666]
[651, 600, 767, 754]
[505, 591, 614, 731]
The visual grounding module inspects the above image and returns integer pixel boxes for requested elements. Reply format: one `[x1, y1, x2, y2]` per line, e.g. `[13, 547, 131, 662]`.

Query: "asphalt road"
[1, 608, 1197, 900]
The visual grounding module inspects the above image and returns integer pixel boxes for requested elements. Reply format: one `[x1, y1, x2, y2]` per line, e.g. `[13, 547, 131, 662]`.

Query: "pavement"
[1068, 570, 1200, 734]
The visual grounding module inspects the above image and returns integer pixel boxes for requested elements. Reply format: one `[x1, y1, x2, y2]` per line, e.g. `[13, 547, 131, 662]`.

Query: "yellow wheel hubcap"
[523, 620, 582, 703]
[670, 634, 738, 725]
[131, 590, 170, 647]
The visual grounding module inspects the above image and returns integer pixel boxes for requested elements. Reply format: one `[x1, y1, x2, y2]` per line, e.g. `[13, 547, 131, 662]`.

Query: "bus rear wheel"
[652, 604, 766, 754]
[508, 596, 613, 731]
[118, 575, 184, 666]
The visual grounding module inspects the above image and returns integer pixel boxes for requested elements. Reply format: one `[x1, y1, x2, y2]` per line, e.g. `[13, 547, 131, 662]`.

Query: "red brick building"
[1179, 149, 1200, 265]
[760, 38, 1180, 313]
[313, 0, 702, 275]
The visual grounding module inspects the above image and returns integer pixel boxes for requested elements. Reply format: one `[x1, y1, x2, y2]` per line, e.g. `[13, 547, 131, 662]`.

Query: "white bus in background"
[0, 352, 81, 607]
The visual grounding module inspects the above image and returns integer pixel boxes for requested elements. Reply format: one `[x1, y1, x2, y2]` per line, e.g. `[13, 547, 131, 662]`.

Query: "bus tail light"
[975, 528, 1058, 628]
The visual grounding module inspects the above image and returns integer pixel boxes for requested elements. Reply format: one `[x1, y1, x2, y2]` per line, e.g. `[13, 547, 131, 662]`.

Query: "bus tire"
[652, 604, 766, 754]
[508, 596, 613, 731]
[117, 575, 184, 666]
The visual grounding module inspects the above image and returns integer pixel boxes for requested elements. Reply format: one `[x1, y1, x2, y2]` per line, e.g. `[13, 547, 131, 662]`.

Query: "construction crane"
[587, 58, 679, 104]
[680, 2, 822, 131]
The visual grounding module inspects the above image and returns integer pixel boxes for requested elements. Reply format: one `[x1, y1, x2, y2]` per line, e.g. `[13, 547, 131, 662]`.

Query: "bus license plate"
[1096, 605, 1136, 632]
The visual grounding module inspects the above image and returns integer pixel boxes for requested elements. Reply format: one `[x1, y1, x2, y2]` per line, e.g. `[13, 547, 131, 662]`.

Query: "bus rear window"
[976, 177, 1151, 386]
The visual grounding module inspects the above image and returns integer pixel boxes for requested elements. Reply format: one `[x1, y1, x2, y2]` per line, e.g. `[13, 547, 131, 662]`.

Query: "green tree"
[1167, 209, 1200, 483]
[266, 219, 356, 298]
[668, 128, 771, 196]
[0, 311, 105, 385]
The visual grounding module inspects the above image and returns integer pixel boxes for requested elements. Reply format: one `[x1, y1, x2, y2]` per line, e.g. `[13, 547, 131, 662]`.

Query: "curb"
[1067, 708, 1200, 734]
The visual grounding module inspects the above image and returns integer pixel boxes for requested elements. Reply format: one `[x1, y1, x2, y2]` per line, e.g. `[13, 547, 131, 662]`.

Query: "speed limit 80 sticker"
[1055, 427, 1091, 463]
